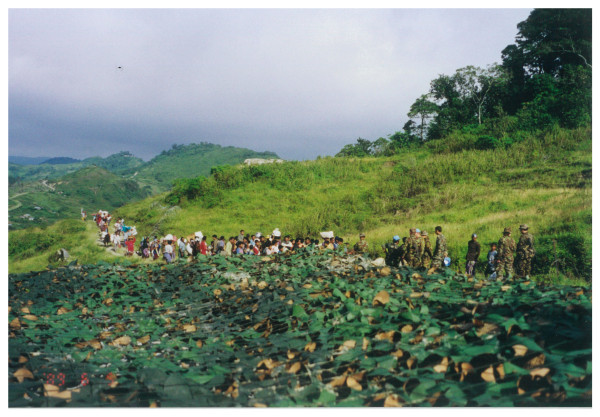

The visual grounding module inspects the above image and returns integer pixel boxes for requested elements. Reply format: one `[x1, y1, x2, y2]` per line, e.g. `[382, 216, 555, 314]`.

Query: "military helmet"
[519, 224, 529, 230]
[421, 231, 428, 236]
[503, 227, 511, 234]
[393, 235, 400, 241]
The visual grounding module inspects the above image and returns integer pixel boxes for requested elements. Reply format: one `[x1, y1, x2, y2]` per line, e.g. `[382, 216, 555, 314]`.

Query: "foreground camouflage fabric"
[9, 252, 591, 407]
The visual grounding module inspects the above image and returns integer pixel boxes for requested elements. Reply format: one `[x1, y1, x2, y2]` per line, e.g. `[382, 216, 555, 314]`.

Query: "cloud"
[9, 8, 532, 160]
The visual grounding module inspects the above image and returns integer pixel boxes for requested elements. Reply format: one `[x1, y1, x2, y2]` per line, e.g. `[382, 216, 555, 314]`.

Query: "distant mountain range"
[9, 156, 54, 165]
[8, 143, 280, 230]
[40, 157, 82, 165]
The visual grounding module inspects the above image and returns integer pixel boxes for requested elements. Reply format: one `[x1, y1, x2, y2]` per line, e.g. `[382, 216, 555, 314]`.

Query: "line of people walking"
[89, 210, 535, 279]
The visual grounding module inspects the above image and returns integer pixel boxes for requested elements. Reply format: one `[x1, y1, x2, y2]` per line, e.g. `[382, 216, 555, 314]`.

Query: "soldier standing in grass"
[405, 228, 419, 267]
[428, 226, 447, 274]
[421, 231, 434, 269]
[465, 234, 481, 277]
[398, 237, 409, 266]
[383, 235, 401, 267]
[415, 229, 424, 268]
[515, 224, 535, 278]
[353, 233, 368, 254]
[496, 227, 516, 280]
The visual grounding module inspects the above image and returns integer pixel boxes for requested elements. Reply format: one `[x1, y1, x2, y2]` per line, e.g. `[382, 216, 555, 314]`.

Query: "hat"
[472, 233, 477, 238]
[519, 224, 529, 230]
[409, 228, 416, 233]
[359, 233, 365, 238]
[393, 235, 400, 241]
[415, 228, 421, 233]
[255, 232, 262, 238]
[503, 227, 511, 234]
[422, 231, 428, 236]
[272, 228, 281, 237]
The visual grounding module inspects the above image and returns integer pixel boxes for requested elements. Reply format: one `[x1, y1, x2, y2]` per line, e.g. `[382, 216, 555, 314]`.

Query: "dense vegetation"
[8, 253, 591, 406]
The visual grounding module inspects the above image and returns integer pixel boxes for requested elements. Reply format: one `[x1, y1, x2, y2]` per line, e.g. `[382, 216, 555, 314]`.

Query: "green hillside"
[40, 157, 81, 165]
[8, 166, 152, 230]
[124, 142, 280, 193]
[9, 127, 591, 284]
[81, 151, 145, 175]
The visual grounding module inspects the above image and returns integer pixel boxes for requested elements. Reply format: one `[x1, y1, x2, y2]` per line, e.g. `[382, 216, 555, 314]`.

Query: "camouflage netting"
[9, 251, 591, 407]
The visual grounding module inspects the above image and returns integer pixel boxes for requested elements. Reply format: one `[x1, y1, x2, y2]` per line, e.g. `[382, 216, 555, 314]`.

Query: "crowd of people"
[89, 211, 535, 280]
[92, 210, 138, 256]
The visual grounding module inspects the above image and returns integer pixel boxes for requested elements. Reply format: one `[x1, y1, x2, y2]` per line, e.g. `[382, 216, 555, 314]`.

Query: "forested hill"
[124, 142, 280, 193]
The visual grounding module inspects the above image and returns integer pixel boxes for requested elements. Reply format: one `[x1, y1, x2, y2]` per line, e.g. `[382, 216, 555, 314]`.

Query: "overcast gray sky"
[9, 8, 533, 161]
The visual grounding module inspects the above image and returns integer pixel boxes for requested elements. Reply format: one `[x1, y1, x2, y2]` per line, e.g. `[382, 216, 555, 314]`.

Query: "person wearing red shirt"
[199, 236, 208, 255]
[125, 236, 136, 256]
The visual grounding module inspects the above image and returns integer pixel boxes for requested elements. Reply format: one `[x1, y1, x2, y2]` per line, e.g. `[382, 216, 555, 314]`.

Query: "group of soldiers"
[382, 226, 448, 274]
[383, 224, 535, 279]
[494, 224, 536, 279]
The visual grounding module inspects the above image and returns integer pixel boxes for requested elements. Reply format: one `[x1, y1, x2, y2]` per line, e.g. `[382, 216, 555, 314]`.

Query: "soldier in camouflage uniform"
[404, 228, 420, 268]
[415, 229, 424, 268]
[515, 224, 535, 278]
[429, 226, 447, 273]
[383, 235, 401, 267]
[353, 233, 369, 255]
[420, 230, 434, 269]
[496, 227, 516, 280]
[398, 237, 408, 266]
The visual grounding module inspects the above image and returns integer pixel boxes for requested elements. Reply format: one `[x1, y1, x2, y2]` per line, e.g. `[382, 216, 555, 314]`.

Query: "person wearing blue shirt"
[487, 243, 498, 280]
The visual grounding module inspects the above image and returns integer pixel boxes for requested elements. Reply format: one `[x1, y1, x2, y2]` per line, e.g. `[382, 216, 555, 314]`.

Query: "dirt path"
[8, 192, 28, 211]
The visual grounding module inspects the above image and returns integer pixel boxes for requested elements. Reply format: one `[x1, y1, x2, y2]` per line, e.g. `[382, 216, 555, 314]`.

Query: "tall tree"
[408, 94, 438, 141]
[513, 8, 591, 76]
[456, 65, 507, 125]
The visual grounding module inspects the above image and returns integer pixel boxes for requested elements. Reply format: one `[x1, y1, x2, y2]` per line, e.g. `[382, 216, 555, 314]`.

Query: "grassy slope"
[9, 127, 591, 284]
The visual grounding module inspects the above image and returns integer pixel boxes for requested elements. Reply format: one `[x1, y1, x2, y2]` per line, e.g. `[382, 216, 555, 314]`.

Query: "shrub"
[475, 135, 502, 150]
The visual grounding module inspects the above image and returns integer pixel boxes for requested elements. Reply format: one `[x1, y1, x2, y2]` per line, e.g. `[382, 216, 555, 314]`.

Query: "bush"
[475, 135, 502, 150]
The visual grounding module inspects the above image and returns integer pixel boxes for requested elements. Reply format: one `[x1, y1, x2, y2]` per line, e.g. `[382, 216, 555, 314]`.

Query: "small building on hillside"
[243, 158, 284, 166]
